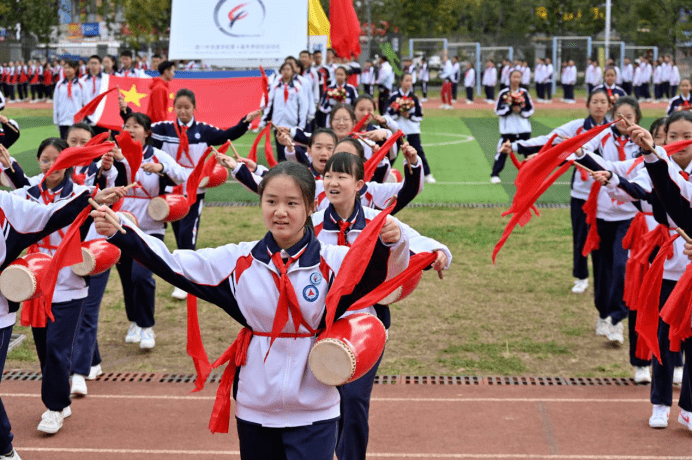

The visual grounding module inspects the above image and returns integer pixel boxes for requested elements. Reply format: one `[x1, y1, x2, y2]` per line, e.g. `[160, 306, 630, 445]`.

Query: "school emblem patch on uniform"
[309, 272, 322, 285]
[195, 132, 201, 139]
[303, 285, 319, 302]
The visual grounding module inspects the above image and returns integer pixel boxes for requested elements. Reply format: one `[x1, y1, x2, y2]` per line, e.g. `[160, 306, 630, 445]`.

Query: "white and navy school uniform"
[464, 67, 475, 102]
[115, 67, 148, 78]
[0, 118, 19, 149]
[107, 213, 409, 459]
[544, 62, 554, 100]
[599, 156, 687, 377]
[11, 177, 93, 414]
[376, 61, 395, 114]
[261, 78, 309, 161]
[312, 201, 449, 459]
[0, 188, 91, 454]
[591, 83, 626, 103]
[500, 64, 510, 90]
[29, 65, 41, 101]
[361, 66, 376, 96]
[491, 87, 534, 178]
[666, 93, 692, 116]
[640, 62, 652, 100]
[385, 89, 431, 176]
[149, 115, 251, 249]
[482, 65, 497, 102]
[576, 127, 639, 327]
[585, 64, 596, 93]
[53, 77, 85, 139]
[670, 65, 680, 96]
[419, 62, 429, 99]
[451, 61, 461, 101]
[534, 63, 545, 100]
[653, 64, 663, 100]
[661, 62, 672, 99]
[639, 150, 692, 413]
[521, 66, 531, 88]
[562, 65, 576, 101]
[316, 82, 358, 128]
[116, 145, 189, 329]
[406, 63, 417, 89]
[622, 63, 634, 95]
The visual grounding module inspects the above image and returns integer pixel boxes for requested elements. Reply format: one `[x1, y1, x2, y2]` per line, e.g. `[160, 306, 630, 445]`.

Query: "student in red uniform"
[147, 61, 175, 124]
[42, 62, 54, 103]
[92, 160, 409, 460]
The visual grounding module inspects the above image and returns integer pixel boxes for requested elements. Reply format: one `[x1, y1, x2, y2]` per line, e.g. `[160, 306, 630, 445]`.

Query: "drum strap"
[208, 326, 316, 434]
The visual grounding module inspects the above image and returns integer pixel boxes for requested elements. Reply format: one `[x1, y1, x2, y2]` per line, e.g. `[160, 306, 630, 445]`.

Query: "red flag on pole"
[329, 0, 362, 59]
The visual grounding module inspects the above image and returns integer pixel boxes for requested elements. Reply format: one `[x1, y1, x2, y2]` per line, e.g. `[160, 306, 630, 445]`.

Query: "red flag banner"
[92, 75, 265, 132]
[330, 0, 362, 58]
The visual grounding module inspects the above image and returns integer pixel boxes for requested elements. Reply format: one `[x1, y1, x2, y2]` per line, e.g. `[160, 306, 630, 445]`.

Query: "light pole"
[604, 0, 611, 61]
[366, 0, 372, 60]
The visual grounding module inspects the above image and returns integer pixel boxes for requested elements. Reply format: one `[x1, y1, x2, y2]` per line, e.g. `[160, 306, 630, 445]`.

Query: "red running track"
[1, 378, 691, 459]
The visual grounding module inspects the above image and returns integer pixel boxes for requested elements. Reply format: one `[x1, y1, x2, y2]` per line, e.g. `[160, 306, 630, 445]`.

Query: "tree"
[99, 0, 171, 53]
[0, 0, 64, 60]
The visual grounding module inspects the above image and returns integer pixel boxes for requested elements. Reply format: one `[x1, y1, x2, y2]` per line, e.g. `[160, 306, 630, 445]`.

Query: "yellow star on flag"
[120, 84, 147, 107]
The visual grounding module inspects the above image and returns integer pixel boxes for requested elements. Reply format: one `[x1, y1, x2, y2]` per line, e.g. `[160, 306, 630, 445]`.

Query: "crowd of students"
[0, 47, 455, 459]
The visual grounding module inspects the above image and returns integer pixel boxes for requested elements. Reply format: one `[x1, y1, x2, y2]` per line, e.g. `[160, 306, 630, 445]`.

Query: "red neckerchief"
[337, 220, 352, 247]
[681, 171, 689, 181]
[173, 121, 191, 165]
[67, 80, 72, 98]
[283, 81, 289, 102]
[615, 136, 628, 161]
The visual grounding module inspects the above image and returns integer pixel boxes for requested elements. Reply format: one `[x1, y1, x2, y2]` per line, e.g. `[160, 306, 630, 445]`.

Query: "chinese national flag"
[92, 75, 265, 132]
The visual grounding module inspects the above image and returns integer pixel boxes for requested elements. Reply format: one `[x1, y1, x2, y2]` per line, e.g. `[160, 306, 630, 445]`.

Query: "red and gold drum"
[119, 210, 139, 228]
[147, 194, 190, 222]
[0, 253, 52, 302]
[309, 313, 386, 386]
[377, 270, 423, 305]
[71, 239, 121, 277]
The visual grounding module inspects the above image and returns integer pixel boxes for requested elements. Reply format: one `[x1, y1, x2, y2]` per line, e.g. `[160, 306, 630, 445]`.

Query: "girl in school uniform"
[670, 60, 680, 97]
[317, 66, 358, 128]
[482, 60, 497, 104]
[122, 88, 260, 299]
[0, 137, 122, 434]
[313, 152, 450, 459]
[592, 67, 626, 105]
[419, 57, 429, 102]
[261, 62, 309, 162]
[93, 160, 410, 460]
[5, 63, 16, 104]
[507, 89, 611, 296]
[653, 61, 663, 103]
[666, 78, 691, 116]
[16, 61, 28, 103]
[463, 61, 475, 105]
[385, 72, 435, 183]
[53, 61, 85, 140]
[360, 61, 376, 96]
[113, 112, 190, 347]
[577, 97, 643, 345]
[490, 69, 534, 183]
[29, 60, 41, 103]
[581, 112, 692, 427]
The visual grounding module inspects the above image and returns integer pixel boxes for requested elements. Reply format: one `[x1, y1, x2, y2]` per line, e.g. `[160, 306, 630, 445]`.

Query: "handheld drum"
[147, 194, 190, 222]
[119, 210, 139, 228]
[385, 168, 403, 183]
[71, 239, 121, 276]
[309, 313, 386, 386]
[377, 270, 423, 305]
[0, 253, 52, 302]
[206, 163, 229, 188]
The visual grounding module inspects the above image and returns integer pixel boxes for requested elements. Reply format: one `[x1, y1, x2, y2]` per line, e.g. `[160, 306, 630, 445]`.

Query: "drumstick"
[2, 121, 19, 134]
[573, 162, 596, 175]
[0, 147, 14, 173]
[124, 182, 138, 191]
[88, 198, 126, 234]
[212, 146, 234, 169]
[617, 113, 661, 158]
[676, 227, 692, 244]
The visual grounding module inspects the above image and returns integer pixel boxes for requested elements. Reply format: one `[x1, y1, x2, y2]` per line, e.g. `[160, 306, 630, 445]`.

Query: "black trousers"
[590, 218, 632, 325]
[622, 82, 633, 95]
[465, 86, 474, 102]
[377, 87, 390, 115]
[484, 85, 495, 101]
[491, 132, 531, 177]
[421, 81, 428, 98]
[570, 197, 589, 280]
[650, 279, 685, 405]
[537, 82, 545, 100]
[452, 82, 458, 100]
[545, 82, 552, 100]
[406, 133, 430, 176]
[563, 84, 574, 100]
[171, 193, 205, 250]
[661, 81, 670, 99]
[236, 417, 338, 460]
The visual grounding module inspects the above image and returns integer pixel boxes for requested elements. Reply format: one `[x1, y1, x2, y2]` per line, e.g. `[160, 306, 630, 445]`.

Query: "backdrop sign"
[169, 0, 308, 60]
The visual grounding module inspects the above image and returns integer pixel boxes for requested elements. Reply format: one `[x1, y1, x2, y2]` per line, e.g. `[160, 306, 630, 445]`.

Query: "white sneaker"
[37, 410, 64, 434]
[140, 327, 155, 349]
[125, 322, 141, 343]
[678, 409, 692, 429]
[171, 286, 187, 300]
[0, 448, 21, 459]
[421, 98, 427, 102]
[452, 99, 457, 104]
[674, 366, 683, 385]
[595, 317, 610, 336]
[424, 174, 436, 184]
[634, 366, 651, 384]
[62, 406, 71, 418]
[87, 364, 103, 380]
[439, 104, 447, 109]
[466, 100, 473, 104]
[649, 405, 670, 428]
[606, 317, 624, 345]
[70, 374, 87, 397]
[572, 278, 589, 294]
[490, 176, 501, 184]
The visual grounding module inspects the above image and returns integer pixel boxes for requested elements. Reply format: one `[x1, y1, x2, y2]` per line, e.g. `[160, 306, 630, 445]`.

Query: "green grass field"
[3, 106, 666, 205]
[0, 104, 671, 377]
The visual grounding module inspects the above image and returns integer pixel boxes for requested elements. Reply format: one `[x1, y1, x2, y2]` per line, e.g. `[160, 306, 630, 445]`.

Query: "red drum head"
[147, 194, 190, 222]
[0, 253, 52, 302]
[0, 173, 11, 188]
[387, 168, 403, 183]
[207, 163, 229, 188]
[378, 270, 423, 305]
[71, 240, 121, 276]
[199, 177, 210, 188]
[309, 313, 386, 386]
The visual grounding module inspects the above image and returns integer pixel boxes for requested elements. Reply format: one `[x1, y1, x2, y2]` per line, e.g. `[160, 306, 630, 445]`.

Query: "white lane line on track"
[14, 447, 686, 459]
[1, 393, 649, 403]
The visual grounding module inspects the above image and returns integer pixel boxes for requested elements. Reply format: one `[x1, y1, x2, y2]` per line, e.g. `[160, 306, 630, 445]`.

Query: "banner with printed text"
[169, 0, 308, 60]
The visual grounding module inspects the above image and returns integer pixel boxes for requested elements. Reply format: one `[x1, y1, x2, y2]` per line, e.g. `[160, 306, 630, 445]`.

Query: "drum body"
[147, 194, 190, 222]
[119, 210, 139, 227]
[71, 239, 121, 276]
[206, 163, 229, 188]
[377, 270, 423, 305]
[309, 313, 386, 386]
[0, 253, 52, 302]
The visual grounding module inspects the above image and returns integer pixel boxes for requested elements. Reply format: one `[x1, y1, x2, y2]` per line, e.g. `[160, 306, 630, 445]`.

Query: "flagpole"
[366, 0, 372, 60]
